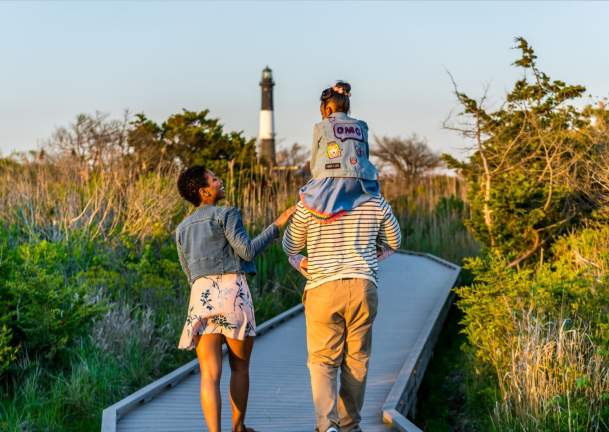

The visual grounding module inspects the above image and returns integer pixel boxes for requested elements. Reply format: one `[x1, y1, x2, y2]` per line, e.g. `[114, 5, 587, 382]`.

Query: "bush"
[0, 230, 105, 368]
[456, 225, 609, 431]
[0, 326, 18, 376]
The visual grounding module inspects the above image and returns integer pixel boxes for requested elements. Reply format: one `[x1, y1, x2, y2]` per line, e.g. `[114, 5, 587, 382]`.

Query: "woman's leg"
[195, 333, 225, 432]
[225, 336, 255, 432]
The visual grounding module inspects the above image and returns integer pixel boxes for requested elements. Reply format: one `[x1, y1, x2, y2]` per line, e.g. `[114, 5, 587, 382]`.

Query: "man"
[282, 195, 401, 432]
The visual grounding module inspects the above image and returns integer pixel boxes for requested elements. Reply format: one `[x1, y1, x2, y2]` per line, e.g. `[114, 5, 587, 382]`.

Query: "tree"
[371, 134, 441, 179]
[128, 109, 257, 177]
[48, 111, 130, 168]
[443, 37, 605, 267]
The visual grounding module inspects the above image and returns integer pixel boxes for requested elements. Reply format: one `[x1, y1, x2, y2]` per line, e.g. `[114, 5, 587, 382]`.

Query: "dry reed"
[493, 311, 609, 431]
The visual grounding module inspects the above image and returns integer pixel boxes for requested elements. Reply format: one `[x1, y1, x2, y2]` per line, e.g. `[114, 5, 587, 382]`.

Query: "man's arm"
[282, 201, 308, 255]
[378, 197, 401, 251]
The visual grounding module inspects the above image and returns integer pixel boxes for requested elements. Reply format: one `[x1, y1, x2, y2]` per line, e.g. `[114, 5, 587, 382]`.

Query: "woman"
[175, 165, 295, 432]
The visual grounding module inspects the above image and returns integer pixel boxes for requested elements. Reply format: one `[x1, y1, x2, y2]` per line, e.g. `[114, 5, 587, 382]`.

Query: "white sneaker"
[326, 428, 338, 432]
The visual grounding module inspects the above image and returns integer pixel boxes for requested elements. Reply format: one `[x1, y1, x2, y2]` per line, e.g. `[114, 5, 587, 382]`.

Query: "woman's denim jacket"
[310, 112, 378, 180]
[175, 205, 279, 284]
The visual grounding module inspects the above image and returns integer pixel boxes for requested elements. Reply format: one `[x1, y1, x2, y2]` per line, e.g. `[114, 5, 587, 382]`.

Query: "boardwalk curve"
[102, 251, 460, 432]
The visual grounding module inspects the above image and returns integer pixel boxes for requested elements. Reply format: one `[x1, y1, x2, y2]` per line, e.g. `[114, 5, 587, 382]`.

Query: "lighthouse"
[258, 66, 276, 165]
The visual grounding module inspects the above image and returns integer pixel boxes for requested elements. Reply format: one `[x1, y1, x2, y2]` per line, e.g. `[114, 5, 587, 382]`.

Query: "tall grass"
[493, 313, 609, 431]
[383, 174, 479, 264]
[0, 152, 475, 431]
[0, 156, 186, 242]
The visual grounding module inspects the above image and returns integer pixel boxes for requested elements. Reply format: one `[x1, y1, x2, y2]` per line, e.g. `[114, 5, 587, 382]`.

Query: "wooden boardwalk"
[103, 252, 460, 432]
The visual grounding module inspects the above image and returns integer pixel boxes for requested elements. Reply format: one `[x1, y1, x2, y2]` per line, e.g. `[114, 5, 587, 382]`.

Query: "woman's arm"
[222, 207, 279, 262]
[175, 230, 192, 282]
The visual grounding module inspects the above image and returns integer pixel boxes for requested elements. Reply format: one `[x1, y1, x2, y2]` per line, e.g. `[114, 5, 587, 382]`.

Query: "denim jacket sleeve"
[175, 228, 191, 282]
[222, 207, 279, 261]
[309, 122, 322, 176]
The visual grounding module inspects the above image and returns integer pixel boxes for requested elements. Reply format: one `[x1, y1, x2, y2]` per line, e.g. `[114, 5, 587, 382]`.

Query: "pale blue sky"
[1, 1, 607, 158]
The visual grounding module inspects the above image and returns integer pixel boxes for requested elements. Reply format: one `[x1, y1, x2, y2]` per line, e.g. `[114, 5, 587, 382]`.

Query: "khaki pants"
[303, 278, 378, 432]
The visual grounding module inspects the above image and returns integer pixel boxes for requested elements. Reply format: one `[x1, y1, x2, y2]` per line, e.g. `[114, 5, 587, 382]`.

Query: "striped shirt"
[282, 196, 401, 290]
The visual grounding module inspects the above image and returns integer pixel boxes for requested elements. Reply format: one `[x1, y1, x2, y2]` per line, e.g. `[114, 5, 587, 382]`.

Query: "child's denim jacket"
[175, 205, 278, 284]
[309, 112, 378, 180]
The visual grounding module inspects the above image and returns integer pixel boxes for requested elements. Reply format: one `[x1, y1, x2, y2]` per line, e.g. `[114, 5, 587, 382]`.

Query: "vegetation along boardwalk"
[102, 251, 460, 432]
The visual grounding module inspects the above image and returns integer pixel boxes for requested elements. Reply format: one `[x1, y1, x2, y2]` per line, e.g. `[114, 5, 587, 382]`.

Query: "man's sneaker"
[326, 428, 338, 432]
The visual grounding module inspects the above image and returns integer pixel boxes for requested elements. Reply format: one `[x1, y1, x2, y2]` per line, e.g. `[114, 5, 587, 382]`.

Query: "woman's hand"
[300, 257, 308, 272]
[274, 205, 297, 229]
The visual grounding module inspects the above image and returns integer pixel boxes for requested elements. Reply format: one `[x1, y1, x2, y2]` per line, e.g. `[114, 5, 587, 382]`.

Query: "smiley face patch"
[326, 142, 342, 159]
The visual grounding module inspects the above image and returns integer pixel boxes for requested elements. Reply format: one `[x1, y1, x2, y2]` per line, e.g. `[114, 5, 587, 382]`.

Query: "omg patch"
[333, 123, 365, 142]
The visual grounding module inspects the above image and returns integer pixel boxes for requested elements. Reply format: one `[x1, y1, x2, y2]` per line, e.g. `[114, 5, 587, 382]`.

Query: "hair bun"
[332, 81, 351, 97]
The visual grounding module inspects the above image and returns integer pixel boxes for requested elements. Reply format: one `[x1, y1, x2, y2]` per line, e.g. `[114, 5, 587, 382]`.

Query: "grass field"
[0, 154, 477, 431]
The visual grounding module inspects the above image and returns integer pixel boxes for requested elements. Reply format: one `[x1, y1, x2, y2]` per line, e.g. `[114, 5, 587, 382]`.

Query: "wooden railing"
[101, 250, 460, 432]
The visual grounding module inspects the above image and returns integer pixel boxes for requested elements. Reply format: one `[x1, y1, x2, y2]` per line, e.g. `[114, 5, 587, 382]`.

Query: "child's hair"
[320, 81, 351, 113]
[177, 165, 208, 206]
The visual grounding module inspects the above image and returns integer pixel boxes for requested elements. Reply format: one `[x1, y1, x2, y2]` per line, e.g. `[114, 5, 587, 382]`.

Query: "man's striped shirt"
[282, 196, 401, 290]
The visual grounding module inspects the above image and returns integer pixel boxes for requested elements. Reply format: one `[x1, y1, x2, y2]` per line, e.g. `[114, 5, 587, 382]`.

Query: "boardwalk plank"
[115, 253, 458, 431]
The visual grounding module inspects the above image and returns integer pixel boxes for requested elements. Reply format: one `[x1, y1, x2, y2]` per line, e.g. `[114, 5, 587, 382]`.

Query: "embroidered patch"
[355, 144, 365, 157]
[350, 157, 358, 166]
[333, 123, 365, 142]
[325, 163, 341, 169]
[326, 142, 342, 159]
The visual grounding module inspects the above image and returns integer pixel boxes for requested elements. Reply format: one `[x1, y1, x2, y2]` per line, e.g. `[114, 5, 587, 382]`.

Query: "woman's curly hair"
[177, 165, 208, 206]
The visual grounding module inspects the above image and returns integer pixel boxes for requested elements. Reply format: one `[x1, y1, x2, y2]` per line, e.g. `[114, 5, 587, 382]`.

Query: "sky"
[1, 1, 608, 159]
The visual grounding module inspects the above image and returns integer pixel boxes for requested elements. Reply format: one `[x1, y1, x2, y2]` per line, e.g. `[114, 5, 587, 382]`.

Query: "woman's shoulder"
[214, 205, 240, 215]
[214, 205, 245, 225]
[178, 205, 235, 228]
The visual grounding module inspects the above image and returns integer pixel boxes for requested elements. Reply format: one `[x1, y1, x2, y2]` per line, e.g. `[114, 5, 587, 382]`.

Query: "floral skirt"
[178, 273, 256, 350]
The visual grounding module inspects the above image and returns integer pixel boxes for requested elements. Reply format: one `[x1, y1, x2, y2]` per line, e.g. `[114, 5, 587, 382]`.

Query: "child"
[302, 81, 379, 223]
[289, 81, 393, 277]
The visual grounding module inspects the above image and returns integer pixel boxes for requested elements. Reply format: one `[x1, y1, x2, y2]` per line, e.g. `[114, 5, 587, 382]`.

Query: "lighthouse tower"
[258, 66, 276, 165]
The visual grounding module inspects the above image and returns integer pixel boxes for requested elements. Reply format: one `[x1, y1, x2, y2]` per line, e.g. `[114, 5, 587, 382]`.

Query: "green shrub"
[458, 250, 609, 370]
[0, 231, 105, 367]
[0, 326, 18, 376]
[456, 225, 609, 431]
